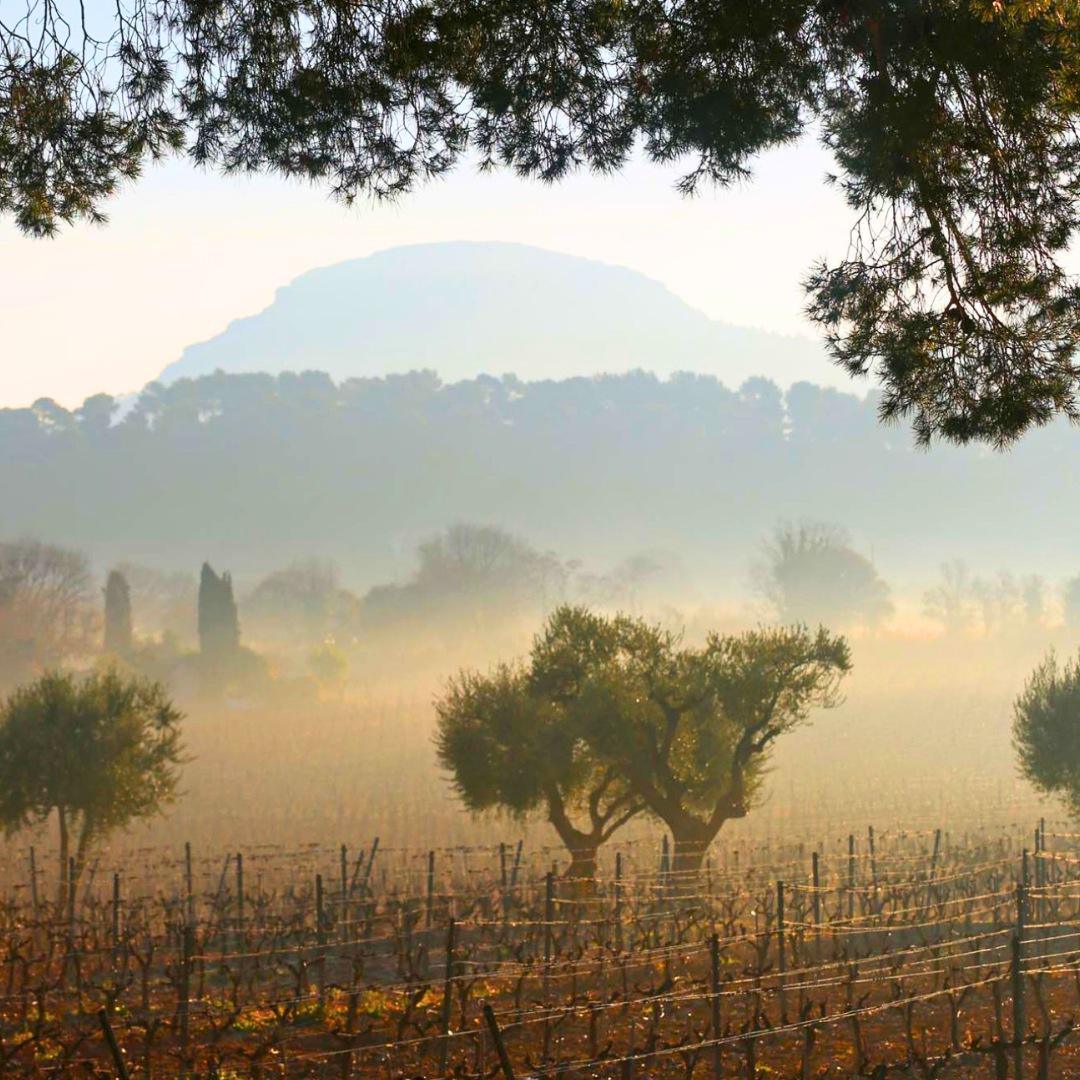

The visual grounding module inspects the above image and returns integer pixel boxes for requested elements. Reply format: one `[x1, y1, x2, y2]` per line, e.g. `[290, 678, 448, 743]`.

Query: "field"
[4, 822, 1080, 1078]
[66, 629, 1060, 854]
[0, 631, 1074, 1077]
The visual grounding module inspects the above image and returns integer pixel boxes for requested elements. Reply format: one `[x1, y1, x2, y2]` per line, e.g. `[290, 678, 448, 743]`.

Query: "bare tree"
[364, 524, 568, 627]
[575, 553, 665, 612]
[114, 562, 197, 641]
[925, 564, 1048, 635]
[0, 540, 96, 682]
[246, 559, 358, 644]
[755, 522, 892, 628]
[923, 560, 978, 635]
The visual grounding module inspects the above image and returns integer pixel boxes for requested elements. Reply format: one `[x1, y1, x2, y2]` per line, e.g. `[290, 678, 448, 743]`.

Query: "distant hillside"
[3, 370, 1078, 587]
[160, 242, 846, 389]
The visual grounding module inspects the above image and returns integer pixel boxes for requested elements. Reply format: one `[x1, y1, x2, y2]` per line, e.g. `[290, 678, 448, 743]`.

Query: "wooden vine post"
[777, 880, 787, 1024]
[98, 1008, 131, 1080]
[339, 843, 349, 931]
[483, 1002, 516, 1080]
[614, 851, 623, 952]
[184, 841, 194, 926]
[316, 873, 327, 1010]
[847, 834, 856, 920]
[709, 932, 723, 1079]
[235, 852, 244, 960]
[1011, 933, 1025, 1080]
[112, 872, 121, 946]
[438, 917, 457, 1075]
[179, 923, 193, 1074]
[28, 846, 39, 920]
[426, 850, 436, 928]
[542, 871, 555, 1062]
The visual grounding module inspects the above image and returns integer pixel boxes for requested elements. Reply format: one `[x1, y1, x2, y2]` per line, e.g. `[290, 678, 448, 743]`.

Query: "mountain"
[160, 242, 849, 389]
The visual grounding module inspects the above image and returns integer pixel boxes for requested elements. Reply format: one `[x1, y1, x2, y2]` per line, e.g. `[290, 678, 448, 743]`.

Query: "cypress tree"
[103, 569, 132, 656]
[198, 563, 240, 659]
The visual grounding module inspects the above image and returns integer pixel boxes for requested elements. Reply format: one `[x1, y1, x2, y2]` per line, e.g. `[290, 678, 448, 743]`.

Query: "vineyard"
[4, 822, 1080, 1078]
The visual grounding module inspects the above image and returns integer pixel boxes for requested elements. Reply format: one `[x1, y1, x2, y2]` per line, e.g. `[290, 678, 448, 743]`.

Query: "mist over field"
[1, 244, 1072, 865]
[0, 241, 1074, 1079]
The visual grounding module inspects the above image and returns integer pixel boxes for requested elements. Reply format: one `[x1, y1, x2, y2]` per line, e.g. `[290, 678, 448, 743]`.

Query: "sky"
[0, 137, 854, 408]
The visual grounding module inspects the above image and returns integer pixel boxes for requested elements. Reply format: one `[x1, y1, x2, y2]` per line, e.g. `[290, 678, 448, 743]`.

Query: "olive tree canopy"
[437, 604, 850, 874]
[0, 668, 185, 905]
[435, 643, 642, 878]
[561, 616, 852, 869]
[1014, 650, 1080, 817]
[6, 1, 1080, 444]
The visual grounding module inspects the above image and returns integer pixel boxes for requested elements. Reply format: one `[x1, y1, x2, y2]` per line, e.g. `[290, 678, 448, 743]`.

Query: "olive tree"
[546, 615, 852, 871]
[1014, 650, 1080, 815]
[439, 605, 850, 875]
[435, 611, 641, 878]
[0, 669, 185, 906]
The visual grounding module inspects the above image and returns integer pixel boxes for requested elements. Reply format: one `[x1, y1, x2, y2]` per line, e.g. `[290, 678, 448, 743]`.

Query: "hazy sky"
[0, 137, 854, 408]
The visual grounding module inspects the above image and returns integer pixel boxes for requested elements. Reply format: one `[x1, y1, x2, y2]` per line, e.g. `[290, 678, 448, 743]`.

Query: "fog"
[137, 630, 1051, 852]
[0, 509, 1064, 863]
[4, 370, 1080, 592]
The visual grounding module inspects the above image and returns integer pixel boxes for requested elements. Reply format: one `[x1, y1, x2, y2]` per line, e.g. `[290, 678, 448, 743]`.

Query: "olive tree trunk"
[670, 822, 718, 875]
[546, 790, 601, 880]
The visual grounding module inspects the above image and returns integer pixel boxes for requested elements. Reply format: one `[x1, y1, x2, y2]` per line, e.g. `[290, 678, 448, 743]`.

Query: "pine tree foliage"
[6, 2, 1080, 443]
